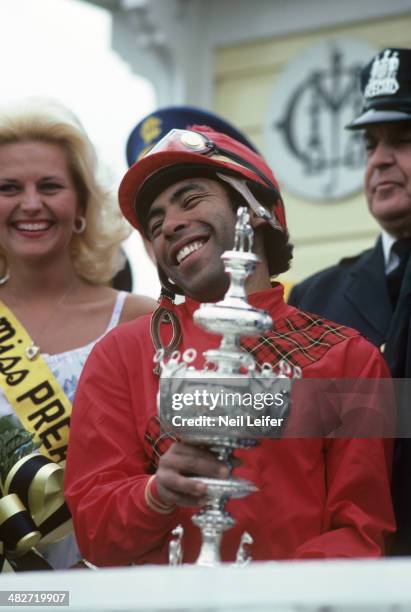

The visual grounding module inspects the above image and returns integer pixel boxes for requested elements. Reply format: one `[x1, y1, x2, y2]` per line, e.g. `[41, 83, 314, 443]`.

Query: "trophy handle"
[169, 524, 184, 566]
[235, 531, 253, 566]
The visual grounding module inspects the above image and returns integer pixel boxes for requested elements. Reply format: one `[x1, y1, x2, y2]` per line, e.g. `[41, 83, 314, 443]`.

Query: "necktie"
[386, 238, 411, 307]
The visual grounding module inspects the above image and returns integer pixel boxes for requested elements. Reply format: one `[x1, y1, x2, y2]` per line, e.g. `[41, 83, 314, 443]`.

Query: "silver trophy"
[156, 207, 296, 567]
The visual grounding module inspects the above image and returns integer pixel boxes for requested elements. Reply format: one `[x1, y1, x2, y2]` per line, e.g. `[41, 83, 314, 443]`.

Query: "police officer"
[289, 47, 411, 554]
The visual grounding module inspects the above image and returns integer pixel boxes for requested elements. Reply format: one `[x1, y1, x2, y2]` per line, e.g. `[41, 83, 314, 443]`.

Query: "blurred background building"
[84, 0, 411, 293]
[3, 0, 411, 294]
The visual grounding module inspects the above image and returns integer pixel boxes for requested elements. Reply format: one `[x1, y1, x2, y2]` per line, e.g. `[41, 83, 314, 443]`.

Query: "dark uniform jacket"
[289, 238, 390, 350]
[289, 236, 411, 555]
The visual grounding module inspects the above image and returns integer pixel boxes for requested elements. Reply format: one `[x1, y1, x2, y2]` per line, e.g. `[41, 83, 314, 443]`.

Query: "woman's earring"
[73, 216, 86, 234]
[0, 270, 10, 285]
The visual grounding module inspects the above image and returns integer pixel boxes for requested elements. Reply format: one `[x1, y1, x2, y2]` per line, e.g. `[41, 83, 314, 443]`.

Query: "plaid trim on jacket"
[144, 309, 358, 469]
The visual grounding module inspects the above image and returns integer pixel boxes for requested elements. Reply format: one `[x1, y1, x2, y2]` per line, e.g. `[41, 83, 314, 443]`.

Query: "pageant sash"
[0, 301, 72, 463]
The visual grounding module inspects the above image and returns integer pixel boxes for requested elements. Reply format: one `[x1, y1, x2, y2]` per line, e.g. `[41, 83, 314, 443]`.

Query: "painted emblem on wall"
[265, 39, 378, 201]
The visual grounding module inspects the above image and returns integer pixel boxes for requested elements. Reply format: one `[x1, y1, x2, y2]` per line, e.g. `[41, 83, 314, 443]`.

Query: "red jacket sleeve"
[293, 437, 394, 558]
[294, 338, 395, 558]
[65, 331, 182, 566]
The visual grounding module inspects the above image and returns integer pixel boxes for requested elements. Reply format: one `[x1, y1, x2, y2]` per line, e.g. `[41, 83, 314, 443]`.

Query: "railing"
[0, 559, 410, 611]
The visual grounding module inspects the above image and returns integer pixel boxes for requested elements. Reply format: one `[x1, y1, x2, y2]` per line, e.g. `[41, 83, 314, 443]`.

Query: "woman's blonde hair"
[0, 97, 130, 284]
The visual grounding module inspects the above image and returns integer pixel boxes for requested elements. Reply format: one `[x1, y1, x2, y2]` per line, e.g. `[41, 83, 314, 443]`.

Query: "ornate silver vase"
[156, 207, 294, 567]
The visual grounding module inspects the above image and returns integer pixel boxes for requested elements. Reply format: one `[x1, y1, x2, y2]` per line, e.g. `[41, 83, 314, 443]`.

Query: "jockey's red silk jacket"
[65, 285, 395, 566]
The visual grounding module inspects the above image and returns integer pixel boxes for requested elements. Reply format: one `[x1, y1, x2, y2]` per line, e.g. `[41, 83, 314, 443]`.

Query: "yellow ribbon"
[0, 301, 72, 462]
[0, 453, 71, 561]
[0, 493, 41, 557]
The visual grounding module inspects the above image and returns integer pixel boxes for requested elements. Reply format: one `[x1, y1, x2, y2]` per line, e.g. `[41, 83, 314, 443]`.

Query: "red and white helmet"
[119, 125, 286, 235]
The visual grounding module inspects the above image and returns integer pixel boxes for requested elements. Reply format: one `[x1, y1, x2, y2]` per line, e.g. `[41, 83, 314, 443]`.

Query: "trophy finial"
[233, 207, 254, 253]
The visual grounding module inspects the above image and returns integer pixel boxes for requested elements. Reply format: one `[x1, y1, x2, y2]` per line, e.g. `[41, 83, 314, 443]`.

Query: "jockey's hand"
[155, 441, 230, 507]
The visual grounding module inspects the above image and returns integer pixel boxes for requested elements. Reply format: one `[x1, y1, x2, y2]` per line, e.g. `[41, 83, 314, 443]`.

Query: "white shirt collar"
[381, 230, 400, 275]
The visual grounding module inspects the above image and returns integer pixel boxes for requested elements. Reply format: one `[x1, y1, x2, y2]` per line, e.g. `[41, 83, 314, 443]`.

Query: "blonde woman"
[0, 98, 155, 569]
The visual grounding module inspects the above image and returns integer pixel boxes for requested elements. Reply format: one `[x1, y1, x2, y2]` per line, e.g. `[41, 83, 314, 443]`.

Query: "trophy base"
[188, 476, 257, 567]
[189, 476, 258, 500]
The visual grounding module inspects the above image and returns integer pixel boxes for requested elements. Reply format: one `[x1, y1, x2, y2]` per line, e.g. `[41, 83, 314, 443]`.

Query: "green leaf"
[0, 417, 39, 485]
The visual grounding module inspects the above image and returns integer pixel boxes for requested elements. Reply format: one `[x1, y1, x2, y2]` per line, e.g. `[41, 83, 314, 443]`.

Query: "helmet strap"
[216, 173, 283, 232]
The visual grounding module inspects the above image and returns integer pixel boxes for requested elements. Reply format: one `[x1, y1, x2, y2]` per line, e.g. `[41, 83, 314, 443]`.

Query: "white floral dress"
[0, 291, 127, 568]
